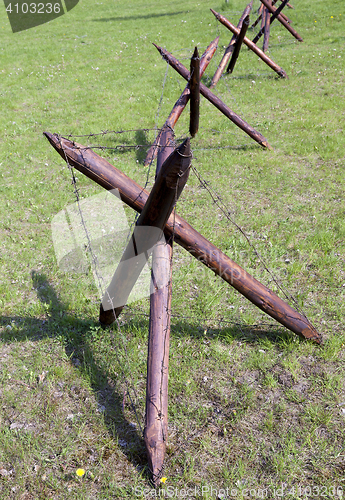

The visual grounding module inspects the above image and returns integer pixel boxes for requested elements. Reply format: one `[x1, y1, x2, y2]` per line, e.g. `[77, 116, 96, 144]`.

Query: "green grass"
[1, 0, 345, 498]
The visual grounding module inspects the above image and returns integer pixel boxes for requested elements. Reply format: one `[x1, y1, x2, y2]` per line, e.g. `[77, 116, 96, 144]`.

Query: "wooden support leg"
[263, 4, 271, 52]
[189, 47, 200, 138]
[227, 14, 250, 74]
[144, 126, 174, 486]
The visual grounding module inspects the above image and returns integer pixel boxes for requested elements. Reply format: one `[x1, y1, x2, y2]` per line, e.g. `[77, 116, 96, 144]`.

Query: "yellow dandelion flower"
[160, 477, 167, 484]
[76, 468, 85, 477]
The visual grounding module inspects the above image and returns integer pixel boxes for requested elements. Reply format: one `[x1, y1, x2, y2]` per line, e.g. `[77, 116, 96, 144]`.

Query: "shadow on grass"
[93, 11, 188, 23]
[0, 271, 298, 479]
[0, 270, 150, 479]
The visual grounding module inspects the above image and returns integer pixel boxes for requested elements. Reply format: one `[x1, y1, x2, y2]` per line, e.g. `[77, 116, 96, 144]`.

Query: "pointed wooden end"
[43, 131, 60, 150]
[210, 8, 219, 19]
[262, 141, 273, 150]
[192, 46, 199, 59]
[178, 137, 191, 158]
[144, 432, 166, 488]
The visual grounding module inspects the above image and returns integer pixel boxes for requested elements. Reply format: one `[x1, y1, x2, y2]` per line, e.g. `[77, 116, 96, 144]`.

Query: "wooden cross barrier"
[251, 0, 292, 30]
[257, 0, 302, 42]
[144, 36, 218, 167]
[210, 0, 253, 88]
[210, 9, 288, 78]
[44, 132, 322, 346]
[153, 44, 273, 149]
[252, 0, 301, 47]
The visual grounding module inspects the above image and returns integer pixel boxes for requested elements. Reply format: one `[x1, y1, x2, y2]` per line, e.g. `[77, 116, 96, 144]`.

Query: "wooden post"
[257, 0, 302, 42]
[210, 0, 253, 89]
[189, 47, 200, 138]
[144, 126, 174, 486]
[99, 138, 191, 325]
[263, 3, 271, 52]
[227, 14, 250, 74]
[44, 132, 322, 344]
[210, 9, 288, 78]
[144, 37, 218, 166]
[153, 44, 273, 149]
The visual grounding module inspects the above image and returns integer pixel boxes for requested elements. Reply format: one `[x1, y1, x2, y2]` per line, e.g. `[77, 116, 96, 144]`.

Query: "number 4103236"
[6, 3, 62, 14]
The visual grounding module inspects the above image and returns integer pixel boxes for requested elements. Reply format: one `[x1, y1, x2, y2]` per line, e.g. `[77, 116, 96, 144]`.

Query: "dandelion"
[76, 468, 85, 477]
[160, 477, 167, 484]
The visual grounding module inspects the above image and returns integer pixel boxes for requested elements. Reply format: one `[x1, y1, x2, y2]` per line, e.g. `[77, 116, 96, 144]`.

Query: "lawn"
[0, 0, 344, 498]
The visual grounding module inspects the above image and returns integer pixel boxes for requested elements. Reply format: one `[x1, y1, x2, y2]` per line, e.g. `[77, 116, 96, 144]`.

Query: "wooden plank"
[210, 9, 288, 78]
[44, 132, 323, 344]
[153, 43, 273, 149]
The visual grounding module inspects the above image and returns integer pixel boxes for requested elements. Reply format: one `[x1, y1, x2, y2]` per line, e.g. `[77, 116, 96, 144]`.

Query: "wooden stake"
[189, 47, 200, 137]
[263, 4, 271, 52]
[144, 126, 174, 486]
[210, 9, 287, 78]
[99, 138, 191, 325]
[144, 37, 218, 166]
[227, 14, 250, 74]
[44, 132, 322, 344]
[153, 44, 273, 149]
[256, 0, 302, 42]
[210, 0, 253, 89]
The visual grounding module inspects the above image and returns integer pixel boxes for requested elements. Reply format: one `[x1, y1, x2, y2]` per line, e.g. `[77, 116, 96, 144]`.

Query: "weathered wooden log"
[263, 4, 271, 52]
[144, 126, 174, 487]
[144, 37, 218, 166]
[44, 132, 322, 344]
[210, 9, 287, 78]
[210, 0, 253, 89]
[227, 14, 250, 74]
[153, 44, 273, 149]
[258, 0, 302, 42]
[189, 47, 200, 138]
[99, 138, 191, 325]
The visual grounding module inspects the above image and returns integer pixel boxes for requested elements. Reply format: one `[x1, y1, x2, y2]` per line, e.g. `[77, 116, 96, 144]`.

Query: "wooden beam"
[144, 37, 218, 166]
[144, 125, 174, 487]
[210, 9, 288, 78]
[227, 14, 250, 74]
[189, 47, 200, 137]
[263, 4, 271, 52]
[44, 132, 322, 344]
[210, 0, 253, 88]
[99, 138, 191, 325]
[153, 43, 273, 149]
